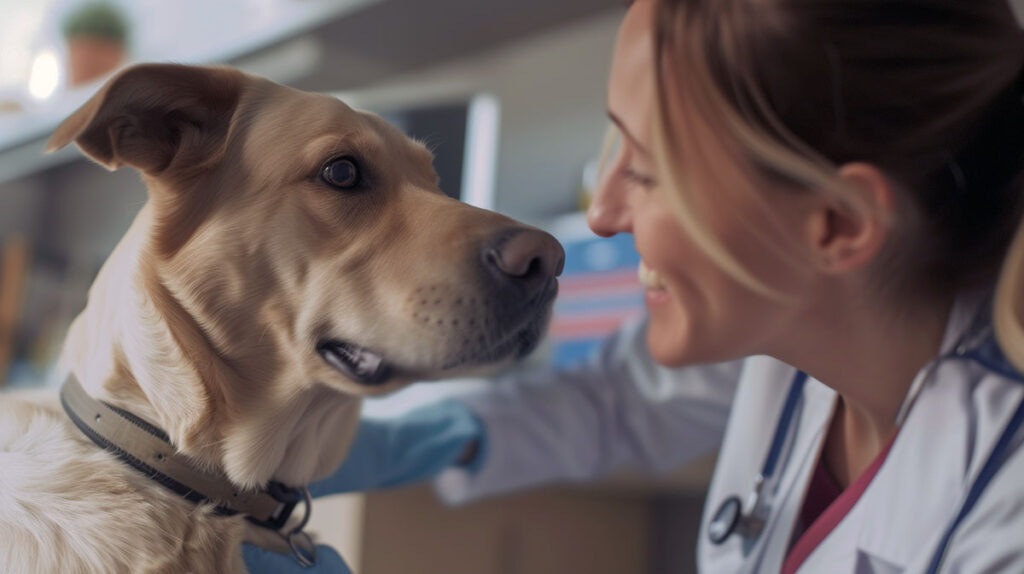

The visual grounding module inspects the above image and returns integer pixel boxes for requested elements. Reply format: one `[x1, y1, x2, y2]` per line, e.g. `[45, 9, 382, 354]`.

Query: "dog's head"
[48, 64, 563, 485]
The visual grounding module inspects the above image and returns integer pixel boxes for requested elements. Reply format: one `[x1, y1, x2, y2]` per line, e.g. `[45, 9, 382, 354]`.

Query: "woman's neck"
[778, 286, 955, 486]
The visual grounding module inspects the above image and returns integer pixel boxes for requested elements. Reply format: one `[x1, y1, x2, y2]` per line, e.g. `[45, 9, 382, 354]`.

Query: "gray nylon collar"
[59, 373, 312, 533]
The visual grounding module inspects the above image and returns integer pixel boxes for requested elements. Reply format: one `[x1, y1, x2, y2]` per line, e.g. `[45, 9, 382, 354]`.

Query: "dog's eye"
[321, 157, 361, 189]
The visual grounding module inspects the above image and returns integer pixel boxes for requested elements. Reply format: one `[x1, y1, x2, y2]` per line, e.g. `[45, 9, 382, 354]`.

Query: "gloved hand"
[242, 543, 352, 573]
[310, 400, 485, 497]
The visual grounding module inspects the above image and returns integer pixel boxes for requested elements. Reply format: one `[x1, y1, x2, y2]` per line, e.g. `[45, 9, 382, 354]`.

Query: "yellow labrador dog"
[0, 64, 562, 573]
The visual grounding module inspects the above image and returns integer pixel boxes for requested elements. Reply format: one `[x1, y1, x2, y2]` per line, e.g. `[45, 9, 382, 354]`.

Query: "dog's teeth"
[318, 341, 391, 385]
[352, 348, 383, 376]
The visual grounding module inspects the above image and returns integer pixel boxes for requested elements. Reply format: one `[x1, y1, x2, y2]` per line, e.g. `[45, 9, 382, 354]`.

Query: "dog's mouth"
[318, 282, 557, 386]
[439, 308, 550, 370]
[316, 312, 551, 386]
[317, 340, 393, 386]
[316, 322, 541, 387]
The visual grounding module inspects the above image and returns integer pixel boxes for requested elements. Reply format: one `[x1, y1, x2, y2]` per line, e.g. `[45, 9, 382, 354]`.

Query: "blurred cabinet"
[313, 486, 651, 574]
[546, 212, 644, 368]
[0, 235, 28, 385]
[308, 454, 716, 574]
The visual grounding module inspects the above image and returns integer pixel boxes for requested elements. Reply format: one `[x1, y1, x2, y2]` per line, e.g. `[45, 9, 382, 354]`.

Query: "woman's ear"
[804, 162, 894, 274]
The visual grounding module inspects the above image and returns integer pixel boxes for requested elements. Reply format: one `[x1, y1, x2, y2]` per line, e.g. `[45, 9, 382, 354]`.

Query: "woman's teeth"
[638, 261, 667, 290]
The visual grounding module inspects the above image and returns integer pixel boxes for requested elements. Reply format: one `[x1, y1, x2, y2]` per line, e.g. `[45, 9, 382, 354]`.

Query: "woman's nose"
[587, 174, 632, 238]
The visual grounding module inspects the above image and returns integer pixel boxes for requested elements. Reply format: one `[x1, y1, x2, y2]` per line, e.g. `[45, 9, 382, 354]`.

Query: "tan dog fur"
[0, 64, 559, 573]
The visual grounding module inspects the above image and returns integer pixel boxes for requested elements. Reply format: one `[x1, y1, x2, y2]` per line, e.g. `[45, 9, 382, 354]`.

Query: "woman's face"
[590, 0, 813, 366]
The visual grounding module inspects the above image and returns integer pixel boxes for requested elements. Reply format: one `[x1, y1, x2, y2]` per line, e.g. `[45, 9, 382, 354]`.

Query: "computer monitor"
[347, 93, 500, 211]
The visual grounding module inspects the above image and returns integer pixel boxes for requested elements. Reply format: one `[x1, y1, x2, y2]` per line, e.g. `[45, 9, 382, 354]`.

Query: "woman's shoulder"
[915, 361, 1024, 572]
[900, 311, 1024, 543]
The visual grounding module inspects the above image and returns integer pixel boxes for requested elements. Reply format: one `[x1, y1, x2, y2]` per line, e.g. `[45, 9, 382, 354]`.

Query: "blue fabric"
[310, 400, 486, 497]
[961, 336, 1024, 384]
[242, 543, 352, 573]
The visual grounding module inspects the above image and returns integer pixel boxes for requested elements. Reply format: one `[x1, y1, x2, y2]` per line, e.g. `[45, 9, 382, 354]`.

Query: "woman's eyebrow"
[607, 110, 651, 157]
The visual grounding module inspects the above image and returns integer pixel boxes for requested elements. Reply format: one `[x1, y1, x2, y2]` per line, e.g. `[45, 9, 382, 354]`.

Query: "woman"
[246, 0, 1024, 571]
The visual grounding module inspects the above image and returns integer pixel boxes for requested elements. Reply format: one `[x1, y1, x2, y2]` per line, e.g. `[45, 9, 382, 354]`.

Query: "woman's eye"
[321, 157, 361, 189]
[623, 166, 656, 189]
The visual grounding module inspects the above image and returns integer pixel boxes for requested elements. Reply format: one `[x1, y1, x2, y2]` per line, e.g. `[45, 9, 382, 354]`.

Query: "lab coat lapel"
[850, 361, 973, 567]
[850, 292, 993, 567]
[850, 361, 1024, 570]
[798, 292, 1015, 572]
[755, 376, 837, 573]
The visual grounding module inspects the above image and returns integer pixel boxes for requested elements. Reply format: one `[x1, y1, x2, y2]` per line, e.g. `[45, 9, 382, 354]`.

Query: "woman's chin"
[645, 312, 695, 367]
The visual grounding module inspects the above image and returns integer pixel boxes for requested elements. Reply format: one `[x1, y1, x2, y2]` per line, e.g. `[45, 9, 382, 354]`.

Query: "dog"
[0, 63, 563, 573]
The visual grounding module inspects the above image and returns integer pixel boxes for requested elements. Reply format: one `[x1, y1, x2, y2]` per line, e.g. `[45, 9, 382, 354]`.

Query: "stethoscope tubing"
[708, 370, 806, 545]
[925, 391, 1024, 574]
[762, 371, 808, 480]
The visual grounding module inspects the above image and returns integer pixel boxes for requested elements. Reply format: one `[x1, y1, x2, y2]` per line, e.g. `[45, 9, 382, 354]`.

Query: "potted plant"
[61, 2, 129, 86]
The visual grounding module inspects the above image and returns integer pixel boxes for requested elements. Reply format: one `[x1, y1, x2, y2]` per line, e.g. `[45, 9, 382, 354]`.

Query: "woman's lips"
[639, 260, 671, 304]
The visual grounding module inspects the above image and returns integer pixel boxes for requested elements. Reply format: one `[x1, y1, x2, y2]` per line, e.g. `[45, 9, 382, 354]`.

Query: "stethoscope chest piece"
[707, 371, 808, 546]
[708, 491, 767, 545]
[708, 495, 742, 545]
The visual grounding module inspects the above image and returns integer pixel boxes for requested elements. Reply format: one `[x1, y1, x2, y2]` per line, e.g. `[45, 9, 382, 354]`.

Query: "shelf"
[0, 0, 385, 182]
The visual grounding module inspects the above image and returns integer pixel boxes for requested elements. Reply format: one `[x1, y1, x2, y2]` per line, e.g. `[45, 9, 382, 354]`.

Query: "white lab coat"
[435, 293, 1024, 573]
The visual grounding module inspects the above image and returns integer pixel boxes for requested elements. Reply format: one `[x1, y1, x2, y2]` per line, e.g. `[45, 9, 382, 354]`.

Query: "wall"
[0, 178, 45, 240]
[36, 159, 147, 267]
[335, 9, 622, 224]
[0, 153, 147, 272]
[0, 159, 146, 386]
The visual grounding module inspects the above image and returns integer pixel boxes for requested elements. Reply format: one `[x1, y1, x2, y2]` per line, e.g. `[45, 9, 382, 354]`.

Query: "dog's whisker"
[256, 323, 272, 346]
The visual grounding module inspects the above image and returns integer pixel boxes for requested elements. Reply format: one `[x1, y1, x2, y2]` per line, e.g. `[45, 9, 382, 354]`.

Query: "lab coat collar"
[851, 291, 1024, 567]
[933, 288, 1021, 376]
[895, 291, 1001, 425]
[777, 292, 1018, 571]
[947, 293, 1022, 383]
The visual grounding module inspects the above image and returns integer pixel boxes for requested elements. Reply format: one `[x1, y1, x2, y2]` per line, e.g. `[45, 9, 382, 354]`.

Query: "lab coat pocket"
[854, 550, 903, 574]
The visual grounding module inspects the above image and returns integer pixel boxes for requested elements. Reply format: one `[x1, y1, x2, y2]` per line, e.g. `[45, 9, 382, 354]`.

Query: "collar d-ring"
[282, 487, 316, 567]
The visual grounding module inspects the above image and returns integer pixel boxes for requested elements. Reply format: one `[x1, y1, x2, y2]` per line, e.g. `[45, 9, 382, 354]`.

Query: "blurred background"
[0, 0, 722, 572]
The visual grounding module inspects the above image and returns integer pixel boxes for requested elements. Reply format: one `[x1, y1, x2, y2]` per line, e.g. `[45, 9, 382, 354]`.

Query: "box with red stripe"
[549, 225, 644, 368]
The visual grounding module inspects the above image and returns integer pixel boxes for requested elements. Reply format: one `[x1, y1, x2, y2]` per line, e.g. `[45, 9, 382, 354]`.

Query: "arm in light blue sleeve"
[309, 399, 484, 497]
[435, 316, 744, 504]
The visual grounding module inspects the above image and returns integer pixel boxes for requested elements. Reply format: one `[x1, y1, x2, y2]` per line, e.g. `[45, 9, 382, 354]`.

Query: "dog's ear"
[46, 63, 245, 175]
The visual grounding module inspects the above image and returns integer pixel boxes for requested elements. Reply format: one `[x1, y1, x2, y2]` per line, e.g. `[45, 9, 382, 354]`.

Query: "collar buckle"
[245, 481, 303, 531]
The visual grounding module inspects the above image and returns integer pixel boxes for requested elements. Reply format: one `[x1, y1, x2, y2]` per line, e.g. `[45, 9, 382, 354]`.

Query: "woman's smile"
[638, 260, 671, 304]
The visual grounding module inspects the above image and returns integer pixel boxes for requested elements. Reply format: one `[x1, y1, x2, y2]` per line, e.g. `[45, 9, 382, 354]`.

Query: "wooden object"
[310, 485, 654, 574]
[67, 37, 125, 86]
[0, 235, 28, 386]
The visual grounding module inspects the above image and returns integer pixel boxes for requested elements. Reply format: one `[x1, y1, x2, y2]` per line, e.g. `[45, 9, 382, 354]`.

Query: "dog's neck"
[58, 203, 359, 490]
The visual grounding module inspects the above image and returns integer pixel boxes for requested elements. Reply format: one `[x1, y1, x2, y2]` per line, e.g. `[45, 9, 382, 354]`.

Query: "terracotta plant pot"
[66, 36, 125, 86]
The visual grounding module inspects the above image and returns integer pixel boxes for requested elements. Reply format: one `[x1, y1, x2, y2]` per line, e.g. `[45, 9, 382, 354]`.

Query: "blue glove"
[310, 400, 486, 497]
[242, 543, 352, 573]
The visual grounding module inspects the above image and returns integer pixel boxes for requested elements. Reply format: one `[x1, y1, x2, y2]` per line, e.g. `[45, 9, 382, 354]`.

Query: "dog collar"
[60, 373, 317, 566]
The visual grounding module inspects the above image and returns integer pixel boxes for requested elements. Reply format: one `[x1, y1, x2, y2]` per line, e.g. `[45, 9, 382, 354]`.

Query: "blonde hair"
[643, 0, 1024, 366]
[996, 216, 1024, 369]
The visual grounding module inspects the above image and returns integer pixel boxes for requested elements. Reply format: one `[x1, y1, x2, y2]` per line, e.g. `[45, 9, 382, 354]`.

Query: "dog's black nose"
[484, 228, 565, 295]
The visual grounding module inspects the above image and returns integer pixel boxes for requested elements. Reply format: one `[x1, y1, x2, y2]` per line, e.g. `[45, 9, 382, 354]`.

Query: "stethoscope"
[707, 370, 807, 546]
[706, 334, 1024, 574]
